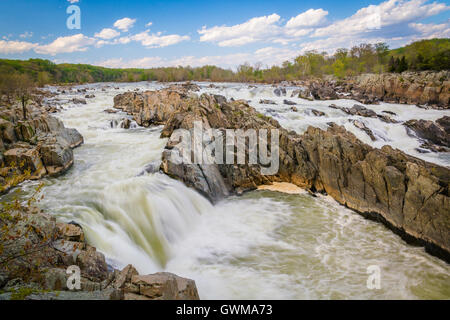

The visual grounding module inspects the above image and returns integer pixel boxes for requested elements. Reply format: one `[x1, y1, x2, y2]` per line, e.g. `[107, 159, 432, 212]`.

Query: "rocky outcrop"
[405, 116, 450, 152]
[0, 206, 200, 300]
[113, 89, 450, 262]
[294, 71, 449, 109]
[0, 101, 83, 193]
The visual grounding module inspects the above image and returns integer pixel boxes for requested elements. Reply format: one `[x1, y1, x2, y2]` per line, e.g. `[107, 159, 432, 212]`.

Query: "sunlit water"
[5, 82, 450, 299]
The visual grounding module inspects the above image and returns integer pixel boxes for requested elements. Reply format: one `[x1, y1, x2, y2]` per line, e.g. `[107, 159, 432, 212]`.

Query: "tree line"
[0, 38, 448, 88]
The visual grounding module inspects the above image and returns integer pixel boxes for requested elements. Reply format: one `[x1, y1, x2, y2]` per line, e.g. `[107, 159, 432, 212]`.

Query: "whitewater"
[5, 81, 449, 299]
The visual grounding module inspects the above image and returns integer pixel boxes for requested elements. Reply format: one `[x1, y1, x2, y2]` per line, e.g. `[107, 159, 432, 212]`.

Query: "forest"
[0, 38, 448, 89]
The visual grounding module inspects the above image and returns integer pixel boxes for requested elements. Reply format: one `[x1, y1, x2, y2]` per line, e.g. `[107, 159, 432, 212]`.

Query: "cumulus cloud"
[131, 30, 190, 48]
[0, 40, 38, 54]
[67, 0, 79, 3]
[409, 22, 450, 38]
[145, 22, 153, 27]
[198, 14, 282, 46]
[113, 18, 136, 32]
[197, 1, 448, 48]
[313, 0, 449, 37]
[286, 9, 328, 28]
[95, 28, 120, 39]
[34, 34, 96, 55]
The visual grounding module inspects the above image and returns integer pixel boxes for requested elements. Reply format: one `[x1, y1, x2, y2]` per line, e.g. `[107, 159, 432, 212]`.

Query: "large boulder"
[131, 272, 199, 300]
[405, 116, 450, 150]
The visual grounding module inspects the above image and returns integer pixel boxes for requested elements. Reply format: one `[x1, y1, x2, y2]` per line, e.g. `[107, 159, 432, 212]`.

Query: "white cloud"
[198, 14, 282, 46]
[146, 22, 153, 27]
[34, 34, 96, 55]
[286, 9, 328, 28]
[313, 0, 449, 37]
[0, 40, 38, 54]
[131, 30, 190, 48]
[67, 0, 79, 3]
[409, 22, 450, 38]
[113, 18, 136, 32]
[19, 31, 33, 39]
[95, 28, 120, 39]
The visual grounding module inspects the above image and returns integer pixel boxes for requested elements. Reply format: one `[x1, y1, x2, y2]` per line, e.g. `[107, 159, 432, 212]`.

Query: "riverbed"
[7, 81, 450, 299]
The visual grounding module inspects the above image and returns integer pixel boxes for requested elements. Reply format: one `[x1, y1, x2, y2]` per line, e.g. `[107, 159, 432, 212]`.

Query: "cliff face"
[292, 71, 449, 109]
[349, 71, 449, 108]
[114, 88, 450, 262]
[0, 206, 200, 300]
[0, 100, 83, 193]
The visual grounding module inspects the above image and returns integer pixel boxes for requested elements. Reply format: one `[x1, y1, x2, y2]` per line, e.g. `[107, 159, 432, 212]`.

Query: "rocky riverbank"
[0, 205, 199, 300]
[113, 87, 450, 263]
[0, 97, 83, 194]
[285, 71, 449, 109]
[0, 92, 200, 300]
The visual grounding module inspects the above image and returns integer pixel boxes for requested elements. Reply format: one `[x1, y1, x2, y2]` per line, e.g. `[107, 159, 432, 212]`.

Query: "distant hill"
[0, 39, 449, 86]
[389, 38, 449, 71]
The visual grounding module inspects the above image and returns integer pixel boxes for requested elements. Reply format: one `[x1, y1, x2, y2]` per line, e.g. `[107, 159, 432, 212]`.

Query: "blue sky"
[0, 0, 448, 69]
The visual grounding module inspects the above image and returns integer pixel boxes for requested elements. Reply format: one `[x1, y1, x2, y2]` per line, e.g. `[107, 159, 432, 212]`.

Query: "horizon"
[0, 0, 449, 70]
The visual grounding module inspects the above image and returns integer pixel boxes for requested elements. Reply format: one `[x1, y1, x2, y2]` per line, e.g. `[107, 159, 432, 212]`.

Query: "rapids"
[5, 81, 450, 299]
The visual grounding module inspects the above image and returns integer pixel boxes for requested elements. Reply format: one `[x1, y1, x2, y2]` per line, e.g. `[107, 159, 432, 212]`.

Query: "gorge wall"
[294, 71, 449, 109]
[114, 87, 450, 262]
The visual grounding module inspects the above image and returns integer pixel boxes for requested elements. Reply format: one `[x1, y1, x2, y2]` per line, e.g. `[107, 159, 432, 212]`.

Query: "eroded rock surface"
[0, 101, 83, 193]
[0, 102, 83, 192]
[113, 89, 450, 262]
[0, 206, 199, 300]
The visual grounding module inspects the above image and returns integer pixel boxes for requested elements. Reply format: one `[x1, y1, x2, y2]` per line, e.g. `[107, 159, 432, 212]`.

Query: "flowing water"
[6, 82, 450, 299]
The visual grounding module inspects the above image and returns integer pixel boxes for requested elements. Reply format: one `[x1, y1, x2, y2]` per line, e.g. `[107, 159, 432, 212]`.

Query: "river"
[7, 81, 450, 299]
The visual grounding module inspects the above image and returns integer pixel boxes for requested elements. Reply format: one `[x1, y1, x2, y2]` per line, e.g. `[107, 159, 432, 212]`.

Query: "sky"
[0, 0, 449, 69]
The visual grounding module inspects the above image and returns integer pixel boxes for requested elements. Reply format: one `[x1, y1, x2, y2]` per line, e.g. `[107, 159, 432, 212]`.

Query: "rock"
[259, 99, 276, 105]
[274, 88, 286, 97]
[382, 110, 397, 116]
[283, 100, 296, 106]
[352, 119, 376, 141]
[39, 137, 74, 176]
[120, 118, 132, 129]
[137, 161, 161, 176]
[85, 94, 95, 99]
[291, 106, 298, 112]
[0, 119, 17, 144]
[310, 109, 325, 117]
[57, 222, 85, 242]
[104, 109, 118, 114]
[175, 275, 200, 300]
[76, 247, 109, 282]
[377, 114, 399, 124]
[112, 265, 139, 290]
[346, 71, 449, 109]
[131, 272, 199, 300]
[348, 104, 377, 118]
[405, 118, 449, 149]
[116, 89, 450, 262]
[72, 98, 87, 105]
[310, 83, 338, 100]
[3, 147, 46, 178]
